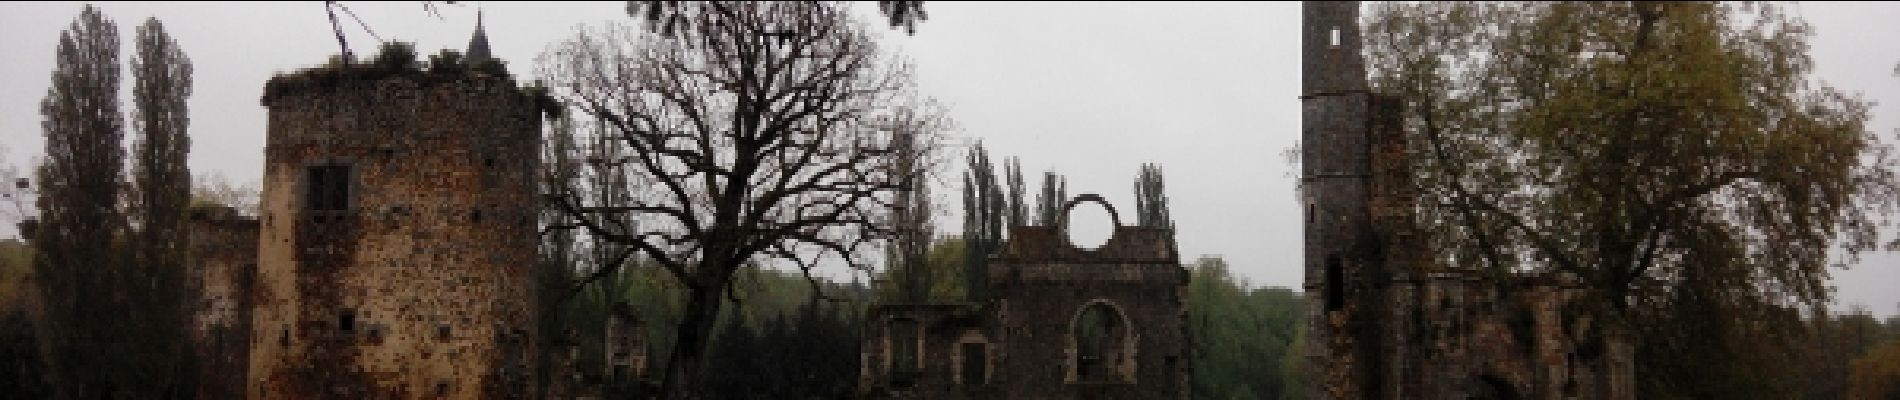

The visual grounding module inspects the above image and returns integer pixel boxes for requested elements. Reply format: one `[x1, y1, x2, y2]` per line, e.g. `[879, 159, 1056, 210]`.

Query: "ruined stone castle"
[1300, 2, 1634, 399]
[859, 195, 1192, 399]
[177, 19, 560, 399]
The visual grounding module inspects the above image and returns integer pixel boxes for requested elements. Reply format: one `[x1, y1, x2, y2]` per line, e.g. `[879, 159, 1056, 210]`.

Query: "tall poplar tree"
[34, 6, 127, 398]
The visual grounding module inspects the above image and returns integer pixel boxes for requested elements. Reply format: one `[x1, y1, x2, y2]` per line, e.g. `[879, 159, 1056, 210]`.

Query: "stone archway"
[1067, 299, 1135, 383]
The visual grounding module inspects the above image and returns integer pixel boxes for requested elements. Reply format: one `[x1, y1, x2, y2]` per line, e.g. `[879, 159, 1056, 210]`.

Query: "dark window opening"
[1075, 303, 1125, 382]
[961, 342, 987, 385]
[1326, 255, 1344, 311]
[280, 329, 289, 347]
[338, 310, 356, 335]
[437, 324, 452, 340]
[483, 157, 496, 168]
[306, 165, 352, 212]
[889, 319, 919, 387]
[471, 210, 483, 223]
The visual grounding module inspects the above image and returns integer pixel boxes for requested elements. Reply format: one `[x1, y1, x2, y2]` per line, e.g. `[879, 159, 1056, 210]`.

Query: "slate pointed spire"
[466, 8, 492, 62]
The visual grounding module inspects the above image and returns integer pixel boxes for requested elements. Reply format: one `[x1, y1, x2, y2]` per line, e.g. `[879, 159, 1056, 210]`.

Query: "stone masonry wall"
[249, 72, 541, 400]
[187, 208, 259, 400]
[860, 196, 1190, 400]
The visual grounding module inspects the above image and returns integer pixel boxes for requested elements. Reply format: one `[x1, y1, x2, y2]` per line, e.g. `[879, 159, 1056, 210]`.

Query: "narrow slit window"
[1330, 28, 1341, 47]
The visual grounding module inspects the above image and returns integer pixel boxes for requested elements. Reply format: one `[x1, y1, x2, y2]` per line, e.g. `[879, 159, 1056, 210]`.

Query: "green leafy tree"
[33, 6, 128, 398]
[1365, 2, 1900, 398]
[127, 16, 196, 398]
[1186, 256, 1304, 400]
[32, 6, 202, 398]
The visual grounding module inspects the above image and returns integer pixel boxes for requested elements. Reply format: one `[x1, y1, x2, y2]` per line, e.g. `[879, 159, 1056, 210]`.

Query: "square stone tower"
[1301, 1, 1406, 398]
[246, 61, 543, 399]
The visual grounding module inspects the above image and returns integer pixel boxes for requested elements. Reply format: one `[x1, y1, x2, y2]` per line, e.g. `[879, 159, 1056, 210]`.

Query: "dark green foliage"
[1133, 163, 1172, 231]
[427, 49, 466, 75]
[1035, 170, 1068, 226]
[1003, 157, 1027, 229]
[34, 7, 197, 398]
[262, 42, 546, 119]
[128, 16, 196, 398]
[569, 263, 868, 399]
[0, 312, 50, 398]
[1186, 256, 1304, 400]
[702, 299, 860, 400]
[961, 144, 1004, 302]
[372, 41, 419, 71]
[35, 5, 131, 398]
[1367, 2, 1900, 398]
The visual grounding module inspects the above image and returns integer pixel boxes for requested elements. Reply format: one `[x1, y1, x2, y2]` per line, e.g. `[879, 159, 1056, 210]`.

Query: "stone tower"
[1301, 1, 1405, 399]
[1298, 2, 1634, 399]
[246, 33, 543, 399]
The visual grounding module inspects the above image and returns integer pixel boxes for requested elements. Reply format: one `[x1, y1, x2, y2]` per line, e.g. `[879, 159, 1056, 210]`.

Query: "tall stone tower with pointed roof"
[244, 18, 542, 399]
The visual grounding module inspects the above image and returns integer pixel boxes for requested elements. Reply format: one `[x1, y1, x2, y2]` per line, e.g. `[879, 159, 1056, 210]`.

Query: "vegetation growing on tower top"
[261, 41, 560, 118]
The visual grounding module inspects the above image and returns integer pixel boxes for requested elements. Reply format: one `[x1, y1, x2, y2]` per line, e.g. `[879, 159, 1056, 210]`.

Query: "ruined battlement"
[262, 72, 542, 149]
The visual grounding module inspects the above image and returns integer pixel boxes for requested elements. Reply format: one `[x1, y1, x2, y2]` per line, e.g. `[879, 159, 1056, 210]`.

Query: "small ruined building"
[186, 205, 259, 400]
[225, 18, 552, 399]
[860, 195, 1191, 399]
[1300, 2, 1634, 399]
[545, 302, 650, 399]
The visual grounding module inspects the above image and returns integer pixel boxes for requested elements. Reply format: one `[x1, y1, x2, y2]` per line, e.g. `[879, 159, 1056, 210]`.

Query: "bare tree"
[886, 101, 950, 304]
[629, 1, 928, 35]
[538, 2, 938, 397]
[0, 146, 35, 235]
[189, 172, 260, 216]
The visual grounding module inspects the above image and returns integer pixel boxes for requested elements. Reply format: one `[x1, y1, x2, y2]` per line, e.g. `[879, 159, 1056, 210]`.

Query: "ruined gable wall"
[988, 224, 1190, 400]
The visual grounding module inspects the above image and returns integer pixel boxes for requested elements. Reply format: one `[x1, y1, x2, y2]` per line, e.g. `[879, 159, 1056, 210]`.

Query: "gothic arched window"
[1073, 302, 1129, 383]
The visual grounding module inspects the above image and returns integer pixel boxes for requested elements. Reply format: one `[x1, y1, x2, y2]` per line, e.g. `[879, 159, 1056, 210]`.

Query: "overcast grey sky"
[1, 1, 1896, 315]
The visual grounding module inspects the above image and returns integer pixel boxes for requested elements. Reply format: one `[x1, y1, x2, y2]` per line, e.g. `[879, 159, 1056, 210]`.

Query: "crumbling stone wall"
[859, 303, 997, 399]
[187, 207, 259, 400]
[248, 70, 542, 400]
[861, 195, 1190, 400]
[1301, 2, 1634, 399]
